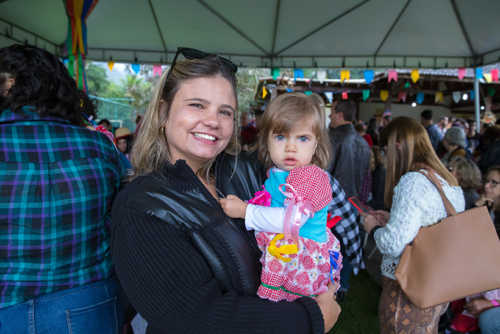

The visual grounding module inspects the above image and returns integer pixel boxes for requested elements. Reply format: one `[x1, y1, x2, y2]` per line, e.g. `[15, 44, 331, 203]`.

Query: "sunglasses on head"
[167, 47, 238, 80]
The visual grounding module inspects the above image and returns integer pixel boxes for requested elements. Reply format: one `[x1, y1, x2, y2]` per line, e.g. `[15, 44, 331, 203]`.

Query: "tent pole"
[474, 69, 481, 133]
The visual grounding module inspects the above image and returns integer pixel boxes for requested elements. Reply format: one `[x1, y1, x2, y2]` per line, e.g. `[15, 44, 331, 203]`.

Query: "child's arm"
[220, 195, 306, 233]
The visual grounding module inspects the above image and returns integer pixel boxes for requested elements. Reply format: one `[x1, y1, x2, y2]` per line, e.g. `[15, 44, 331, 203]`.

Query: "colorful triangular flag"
[398, 91, 407, 102]
[388, 70, 398, 82]
[487, 87, 496, 97]
[272, 67, 280, 80]
[491, 69, 499, 82]
[131, 63, 141, 74]
[411, 69, 419, 83]
[294, 68, 304, 79]
[484, 73, 492, 83]
[458, 68, 466, 80]
[107, 61, 115, 71]
[452, 91, 461, 103]
[404, 82, 411, 88]
[340, 70, 350, 82]
[364, 70, 374, 84]
[380, 90, 389, 101]
[435, 92, 444, 103]
[317, 70, 327, 81]
[416, 92, 424, 104]
[342, 91, 348, 100]
[262, 86, 268, 99]
[153, 65, 162, 77]
[475, 67, 483, 79]
[362, 90, 370, 101]
[470, 90, 475, 101]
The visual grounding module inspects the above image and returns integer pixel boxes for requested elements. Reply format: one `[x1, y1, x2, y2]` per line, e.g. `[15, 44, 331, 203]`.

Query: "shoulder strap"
[418, 170, 457, 217]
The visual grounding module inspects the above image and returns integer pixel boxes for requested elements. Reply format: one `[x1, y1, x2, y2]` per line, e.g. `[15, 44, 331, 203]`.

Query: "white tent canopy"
[1, 0, 500, 68]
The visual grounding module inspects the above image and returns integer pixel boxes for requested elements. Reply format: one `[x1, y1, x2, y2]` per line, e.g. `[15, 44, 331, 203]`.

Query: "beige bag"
[395, 170, 500, 308]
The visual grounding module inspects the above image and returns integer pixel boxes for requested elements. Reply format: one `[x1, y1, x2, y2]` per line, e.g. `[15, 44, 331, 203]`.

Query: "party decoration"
[272, 67, 280, 80]
[484, 73, 492, 83]
[64, 0, 99, 91]
[262, 86, 268, 99]
[304, 91, 312, 96]
[397, 91, 407, 102]
[458, 68, 466, 80]
[380, 90, 389, 101]
[362, 89, 370, 101]
[131, 63, 141, 74]
[294, 68, 304, 79]
[488, 87, 496, 97]
[107, 60, 115, 71]
[435, 92, 444, 103]
[404, 82, 411, 88]
[470, 90, 474, 101]
[416, 92, 424, 104]
[340, 70, 350, 82]
[475, 67, 483, 79]
[324, 92, 333, 103]
[364, 70, 374, 84]
[342, 91, 348, 100]
[491, 69, 499, 82]
[153, 65, 162, 77]
[317, 70, 327, 81]
[452, 91, 461, 103]
[411, 69, 420, 83]
[388, 70, 398, 82]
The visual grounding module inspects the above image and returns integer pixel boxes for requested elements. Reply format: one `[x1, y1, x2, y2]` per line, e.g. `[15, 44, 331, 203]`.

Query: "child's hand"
[220, 194, 248, 219]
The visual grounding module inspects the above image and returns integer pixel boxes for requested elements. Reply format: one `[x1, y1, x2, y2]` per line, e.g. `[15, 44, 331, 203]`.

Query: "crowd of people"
[0, 44, 499, 334]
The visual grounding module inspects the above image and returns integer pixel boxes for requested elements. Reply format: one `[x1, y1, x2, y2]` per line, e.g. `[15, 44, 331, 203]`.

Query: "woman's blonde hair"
[130, 56, 239, 180]
[380, 117, 458, 208]
[257, 92, 331, 169]
[448, 156, 482, 190]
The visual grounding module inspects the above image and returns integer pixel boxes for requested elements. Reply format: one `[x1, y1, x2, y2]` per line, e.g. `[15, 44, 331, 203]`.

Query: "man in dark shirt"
[421, 109, 443, 152]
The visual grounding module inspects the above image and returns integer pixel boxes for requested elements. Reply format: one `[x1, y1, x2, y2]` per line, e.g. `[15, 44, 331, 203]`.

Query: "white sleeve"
[244, 204, 285, 233]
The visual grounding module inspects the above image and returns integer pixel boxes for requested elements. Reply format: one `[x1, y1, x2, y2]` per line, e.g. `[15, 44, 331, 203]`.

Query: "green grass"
[329, 270, 381, 334]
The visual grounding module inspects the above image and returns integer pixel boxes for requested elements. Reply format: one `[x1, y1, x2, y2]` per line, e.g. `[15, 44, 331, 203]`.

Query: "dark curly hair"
[0, 44, 96, 125]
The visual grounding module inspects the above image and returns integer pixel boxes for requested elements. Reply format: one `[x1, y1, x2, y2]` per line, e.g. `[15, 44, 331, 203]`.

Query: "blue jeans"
[478, 306, 500, 334]
[0, 278, 122, 334]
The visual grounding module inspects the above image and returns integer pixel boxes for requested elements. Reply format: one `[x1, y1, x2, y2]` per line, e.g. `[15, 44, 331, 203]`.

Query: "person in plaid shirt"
[0, 45, 122, 333]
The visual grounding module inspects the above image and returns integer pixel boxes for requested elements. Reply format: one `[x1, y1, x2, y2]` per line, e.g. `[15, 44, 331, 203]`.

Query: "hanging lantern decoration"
[435, 92, 444, 103]
[153, 65, 162, 77]
[452, 91, 461, 103]
[342, 91, 348, 100]
[364, 70, 374, 84]
[388, 70, 398, 82]
[272, 67, 280, 80]
[107, 60, 115, 71]
[64, 0, 99, 91]
[398, 91, 407, 102]
[340, 70, 350, 82]
[416, 92, 424, 104]
[362, 89, 370, 101]
[411, 69, 420, 83]
[458, 68, 466, 80]
[380, 90, 389, 101]
[491, 69, 499, 82]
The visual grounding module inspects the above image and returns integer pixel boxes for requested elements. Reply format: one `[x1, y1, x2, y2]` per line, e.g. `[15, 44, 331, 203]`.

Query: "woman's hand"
[475, 195, 493, 208]
[465, 297, 495, 316]
[314, 282, 341, 333]
[220, 194, 248, 219]
[361, 213, 381, 234]
[371, 210, 390, 225]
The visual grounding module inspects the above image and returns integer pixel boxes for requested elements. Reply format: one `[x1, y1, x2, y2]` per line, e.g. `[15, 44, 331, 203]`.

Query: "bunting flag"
[153, 65, 162, 77]
[484, 73, 492, 83]
[272, 67, 280, 80]
[397, 91, 407, 102]
[387, 70, 398, 82]
[404, 82, 411, 88]
[458, 68, 466, 80]
[435, 92, 444, 103]
[324, 92, 333, 103]
[131, 63, 141, 74]
[340, 70, 350, 82]
[411, 69, 420, 83]
[475, 67, 483, 79]
[294, 68, 304, 79]
[491, 69, 499, 82]
[470, 90, 475, 101]
[362, 89, 370, 101]
[304, 91, 312, 96]
[416, 92, 424, 104]
[380, 90, 389, 101]
[262, 86, 268, 99]
[107, 60, 114, 71]
[342, 91, 348, 100]
[64, 0, 99, 91]
[452, 91, 461, 103]
[317, 69, 327, 81]
[487, 87, 496, 97]
[364, 70, 374, 84]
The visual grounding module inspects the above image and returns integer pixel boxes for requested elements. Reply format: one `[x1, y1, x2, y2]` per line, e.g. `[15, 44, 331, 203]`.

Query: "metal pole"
[474, 69, 481, 133]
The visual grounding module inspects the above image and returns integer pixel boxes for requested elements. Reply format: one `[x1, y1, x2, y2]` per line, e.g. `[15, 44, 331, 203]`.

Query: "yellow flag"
[483, 73, 492, 83]
[380, 90, 389, 101]
[107, 61, 115, 71]
[411, 69, 420, 83]
[340, 70, 350, 82]
[262, 86, 268, 99]
[435, 91, 444, 103]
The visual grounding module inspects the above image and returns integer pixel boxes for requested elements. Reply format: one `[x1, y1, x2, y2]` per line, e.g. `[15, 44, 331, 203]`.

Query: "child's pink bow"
[279, 183, 314, 242]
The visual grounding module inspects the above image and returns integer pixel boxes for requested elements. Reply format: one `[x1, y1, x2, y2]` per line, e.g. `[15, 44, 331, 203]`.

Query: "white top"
[374, 170, 465, 279]
[245, 204, 286, 233]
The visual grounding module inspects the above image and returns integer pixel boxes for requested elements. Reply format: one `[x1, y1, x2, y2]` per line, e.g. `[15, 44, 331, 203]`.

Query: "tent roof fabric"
[1, 0, 500, 68]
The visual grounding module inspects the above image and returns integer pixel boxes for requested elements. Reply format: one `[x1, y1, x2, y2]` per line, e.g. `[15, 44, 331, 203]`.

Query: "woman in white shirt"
[362, 117, 465, 333]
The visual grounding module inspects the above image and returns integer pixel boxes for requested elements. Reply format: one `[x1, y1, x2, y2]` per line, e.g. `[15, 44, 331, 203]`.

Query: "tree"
[85, 62, 110, 96]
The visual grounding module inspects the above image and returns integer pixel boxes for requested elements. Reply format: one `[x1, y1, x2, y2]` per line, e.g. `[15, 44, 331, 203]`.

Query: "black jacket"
[111, 152, 324, 334]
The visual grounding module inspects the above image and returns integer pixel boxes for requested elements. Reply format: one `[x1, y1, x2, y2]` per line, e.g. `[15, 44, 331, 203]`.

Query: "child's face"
[267, 117, 318, 171]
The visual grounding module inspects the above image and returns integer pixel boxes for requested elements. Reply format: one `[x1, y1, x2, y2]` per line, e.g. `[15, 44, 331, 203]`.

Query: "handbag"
[395, 169, 500, 308]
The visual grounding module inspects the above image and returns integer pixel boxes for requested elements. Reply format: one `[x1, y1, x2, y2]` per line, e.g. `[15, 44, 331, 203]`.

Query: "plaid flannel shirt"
[0, 107, 122, 308]
[328, 175, 365, 274]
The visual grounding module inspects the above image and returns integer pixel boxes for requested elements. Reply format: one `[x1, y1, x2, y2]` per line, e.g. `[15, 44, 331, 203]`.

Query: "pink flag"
[491, 69, 499, 82]
[458, 68, 466, 80]
[342, 91, 348, 100]
[388, 70, 398, 82]
[153, 65, 163, 77]
[397, 91, 407, 102]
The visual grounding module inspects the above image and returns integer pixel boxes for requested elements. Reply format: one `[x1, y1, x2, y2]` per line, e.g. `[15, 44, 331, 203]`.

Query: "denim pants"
[0, 278, 122, 334]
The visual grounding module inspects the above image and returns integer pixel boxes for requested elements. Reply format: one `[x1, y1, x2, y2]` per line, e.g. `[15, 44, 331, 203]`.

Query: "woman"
[111, 48, 340, 334]
[447, 156, 482, 209]
[361, 117, 465, 333]
[441, 126, 468, 165]
[0, 45, 123, 332]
